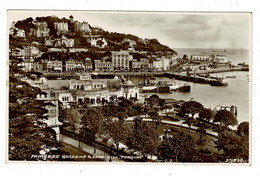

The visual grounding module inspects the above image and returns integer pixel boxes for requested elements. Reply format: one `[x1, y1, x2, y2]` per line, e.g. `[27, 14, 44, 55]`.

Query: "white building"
[54, 35, 74, 48]
[30, 22, 50, 38]
[21, 46, 41, 58]
[84, 58, 93, 71]
[94, 58, 113, 72]
[153, 57, 170, 71]
[16, 29, 26, 38]
[118, 80, 140, 100]
[215, 55, 227, 63]
[153, 60, 162, 71]
[45, 36, 74, 48]
[74, 60, 85, 71]
[23, 59, 34, 72]
[90, 37, 107, 48]
[161, 57, 170, 71]
[190, 54, 212, 62]
[65, 59, 75, 72]
[111, 51, 133, 71]
[170, 55, 178, 66]
[75, 21, 91, 34]
[131, 59, 141, 71]
[28, 74, 140, 107]
[47, 60, 63, 72]
[54, 22, 68, 34]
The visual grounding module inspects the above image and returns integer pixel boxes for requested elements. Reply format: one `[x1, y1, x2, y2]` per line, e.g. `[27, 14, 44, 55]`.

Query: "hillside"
[10, 15, 177, 55]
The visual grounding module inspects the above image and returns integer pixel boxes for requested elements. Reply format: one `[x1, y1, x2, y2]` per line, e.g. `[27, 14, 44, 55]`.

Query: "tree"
[215, 130, 248, 162]
[143, 105, 150, 117]
[237, 121, 249, 137]
[118, 96, 133, 115]
[196, 124, 207, 145]
[14, 17, 34, 36]
[158, 98, 166, 111]
[146, 94, 159, 108]
[126, 118, 160, 160]
[180, 101, 203, 118]
[81, 108, 104, 141]
[131, 103, 144, 116]
[213, 110, 238, 129]
[185, 116, 195, 134]
[9, 67, 61, 160]
[157, 132, 197, 162]
[96, 39, 104, 48]
[63, 107, 82, 133]
[148, 111, 161, 130]
[116, 111, 128, 121]
[104, 119, 129, 151]
[199, 108, 214, 122]
[181, 101, 203, 133]
[165, 105, 173, 114]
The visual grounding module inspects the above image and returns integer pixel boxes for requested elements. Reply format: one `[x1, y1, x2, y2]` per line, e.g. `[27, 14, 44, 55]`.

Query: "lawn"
[154, 122, 221, 155]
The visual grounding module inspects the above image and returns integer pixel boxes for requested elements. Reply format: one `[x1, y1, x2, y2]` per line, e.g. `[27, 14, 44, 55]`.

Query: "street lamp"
[78, 124, 83, 149]
[163, 124, 171, 139]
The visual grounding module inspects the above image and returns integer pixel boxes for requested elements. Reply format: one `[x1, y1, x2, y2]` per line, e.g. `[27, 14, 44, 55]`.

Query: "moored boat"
[141, 81, 191, 93]
[176, 85, 191, 92]
[207, 77, 228, 86]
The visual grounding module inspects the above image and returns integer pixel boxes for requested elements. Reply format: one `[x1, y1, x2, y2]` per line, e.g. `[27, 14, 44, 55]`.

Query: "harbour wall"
[42, 66, 248, 79]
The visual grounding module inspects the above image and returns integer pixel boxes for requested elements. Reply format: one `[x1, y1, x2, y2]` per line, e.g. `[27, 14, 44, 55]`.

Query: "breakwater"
[164, 73, 230, 86]
[165, 73, 208, 84]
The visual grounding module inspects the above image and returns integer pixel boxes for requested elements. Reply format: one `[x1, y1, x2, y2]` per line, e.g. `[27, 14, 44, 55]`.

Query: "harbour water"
[130, 47, 250, 125]
[131, 71, 249, 125]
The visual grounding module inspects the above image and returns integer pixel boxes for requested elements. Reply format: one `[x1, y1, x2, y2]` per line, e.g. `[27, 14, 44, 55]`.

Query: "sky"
[7, 10, 251, 49]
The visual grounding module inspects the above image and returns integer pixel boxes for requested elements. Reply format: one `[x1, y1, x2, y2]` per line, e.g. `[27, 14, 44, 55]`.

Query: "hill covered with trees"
[11, 15, 177, 54]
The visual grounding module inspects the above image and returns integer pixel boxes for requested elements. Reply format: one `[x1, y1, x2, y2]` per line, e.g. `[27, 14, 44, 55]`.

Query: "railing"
[60, 128, 135, 161]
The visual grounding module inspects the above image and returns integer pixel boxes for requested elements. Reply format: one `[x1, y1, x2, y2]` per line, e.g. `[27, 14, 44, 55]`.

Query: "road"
[59, 134, 121, 162]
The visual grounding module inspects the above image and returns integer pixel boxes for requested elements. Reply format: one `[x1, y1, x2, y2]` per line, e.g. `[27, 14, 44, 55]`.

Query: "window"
[96, 97, 100, 103]
[62, 97, 69, 101]
[50, 92, 55, 97]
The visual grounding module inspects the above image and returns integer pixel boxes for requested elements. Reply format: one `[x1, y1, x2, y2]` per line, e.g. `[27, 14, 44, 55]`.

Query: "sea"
[174, 48, 249, 65]
[130, 48, 250, 125]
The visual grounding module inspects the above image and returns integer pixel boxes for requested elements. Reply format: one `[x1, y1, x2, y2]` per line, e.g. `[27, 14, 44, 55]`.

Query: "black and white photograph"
[7, 10, 251, 164]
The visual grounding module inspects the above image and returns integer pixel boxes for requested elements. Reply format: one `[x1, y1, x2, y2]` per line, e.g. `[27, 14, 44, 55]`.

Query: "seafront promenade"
[42, 66, 248, 78]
